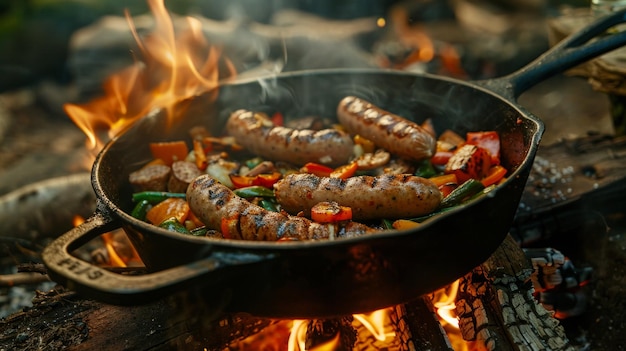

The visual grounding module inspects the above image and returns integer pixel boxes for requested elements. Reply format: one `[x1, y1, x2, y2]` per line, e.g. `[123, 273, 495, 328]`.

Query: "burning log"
[305, 317, 356, 350]
[456, 235, 575, 351]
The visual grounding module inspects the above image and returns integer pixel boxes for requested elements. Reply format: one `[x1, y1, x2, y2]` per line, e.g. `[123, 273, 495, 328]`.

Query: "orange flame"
[65, 0, 236, 155]
[352, 309, 395, 342]
[101, 232, 127, 267]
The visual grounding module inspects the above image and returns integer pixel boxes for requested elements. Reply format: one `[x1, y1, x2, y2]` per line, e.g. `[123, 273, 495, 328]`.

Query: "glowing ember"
[65, 0, 236, 155]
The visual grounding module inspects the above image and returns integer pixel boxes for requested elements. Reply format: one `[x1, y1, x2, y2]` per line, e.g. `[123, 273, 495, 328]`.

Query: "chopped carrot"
[330, 162, 358, 180]
[149, 141, 189, 166]
[428, 173, 458, 187]
[311, 202, 352, 223]
[145, 197, 190, 225]
[481, 165, 507, 187]
[193, 139, 208, 171]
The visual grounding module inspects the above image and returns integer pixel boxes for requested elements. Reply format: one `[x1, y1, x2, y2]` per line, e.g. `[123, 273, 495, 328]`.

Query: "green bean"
[233, 186, 275, 198]
[440, 179, 485, 208]
[158, 217, 190, 234]
[132, 191, 186, 204]
[130, 199, 151, 221]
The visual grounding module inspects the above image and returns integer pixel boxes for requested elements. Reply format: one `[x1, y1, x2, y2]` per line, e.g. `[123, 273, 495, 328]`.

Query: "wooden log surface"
[456, 235, 575, 351]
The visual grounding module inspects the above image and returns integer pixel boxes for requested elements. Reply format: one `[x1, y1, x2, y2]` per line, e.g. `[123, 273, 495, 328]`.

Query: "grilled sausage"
[337, 96, 436, 161]
[225, 110, 354, 167]
[187, 175, 374, 241]
[168, 160, 202, 193]
[129, 164, 171, 192]
[274, 173, 442, 220]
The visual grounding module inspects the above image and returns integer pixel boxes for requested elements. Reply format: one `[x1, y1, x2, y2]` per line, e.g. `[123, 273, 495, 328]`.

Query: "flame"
[101, 232, 127, 267]
[353, 309, 395, 342]
[65, 0, 236, 156]
[433, 279, 460, 328]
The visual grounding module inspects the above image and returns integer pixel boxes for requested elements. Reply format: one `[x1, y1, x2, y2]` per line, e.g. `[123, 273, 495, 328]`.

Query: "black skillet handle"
[41, 208, 273, 305]
[479, 9, 626, 100]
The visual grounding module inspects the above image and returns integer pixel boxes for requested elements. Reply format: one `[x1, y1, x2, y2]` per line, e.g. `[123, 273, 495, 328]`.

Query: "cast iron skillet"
[43, 10, 626, 319]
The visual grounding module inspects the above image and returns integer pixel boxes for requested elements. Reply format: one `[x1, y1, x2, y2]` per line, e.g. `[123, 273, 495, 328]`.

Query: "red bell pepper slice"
[271, 112, 284, 126]
[431, 151, 454, 165]
[466, 131, 500, 165]
[254, 172, 282, 188]
[301, 162, 334, 177]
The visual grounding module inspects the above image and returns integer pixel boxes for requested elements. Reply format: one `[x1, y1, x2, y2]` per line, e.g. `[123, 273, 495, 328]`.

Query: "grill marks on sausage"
[274, 173, 442, 220]
[187, 175, 374, 241]
[337, 96, 436, 161]
[226, 110, 354, 166]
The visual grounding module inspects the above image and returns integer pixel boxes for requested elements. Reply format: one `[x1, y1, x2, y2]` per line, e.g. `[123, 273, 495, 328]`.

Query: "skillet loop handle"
[479, 9, 626, 99]
[41, 209, 275, 305]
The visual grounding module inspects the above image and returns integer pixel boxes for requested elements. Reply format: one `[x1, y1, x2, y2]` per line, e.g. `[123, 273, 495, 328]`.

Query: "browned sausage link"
[186, 175, 374, 241]
[225, 110, 354, 167]
[274, 173, 442, 220]
[337, 96, 436, 161]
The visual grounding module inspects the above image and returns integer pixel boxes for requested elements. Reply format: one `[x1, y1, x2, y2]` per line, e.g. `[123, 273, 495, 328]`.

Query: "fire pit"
[1, 1, 626, 350]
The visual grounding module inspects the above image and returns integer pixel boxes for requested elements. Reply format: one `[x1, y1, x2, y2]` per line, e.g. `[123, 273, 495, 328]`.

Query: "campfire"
[1, 1, 626, 350]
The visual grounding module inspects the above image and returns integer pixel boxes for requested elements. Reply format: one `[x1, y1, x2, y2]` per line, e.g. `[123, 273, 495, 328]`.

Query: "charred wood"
[456, 235, 575, 351]
[306, 317, 356, 351]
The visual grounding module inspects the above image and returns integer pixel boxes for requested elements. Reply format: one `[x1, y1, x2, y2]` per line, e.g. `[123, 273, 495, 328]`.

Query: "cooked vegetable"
[146, 197, 190, 225]
[130, 199, 151, 220]
[300, 162, 334, 177]
[229, 172, 282, 189]
[444, 144, 491, 184]
[481, 165, 507, 187]
[414, 159, 437, 178]
[439, 178, 485, 208]
[330, 161, 358, 179]
[132, 191, 186, 204]
[149, 141, 189, 166]
[193, 139, 208, 171]
[392, 219, 420, 230]
[311, 201, 353, 223]
[159, 217, 191, 234]
[466, 131, 500, 165]
[233, 185, 275, 198]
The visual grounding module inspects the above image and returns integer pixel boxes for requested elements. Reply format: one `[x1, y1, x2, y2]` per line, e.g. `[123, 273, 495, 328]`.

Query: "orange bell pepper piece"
[193, 139, 208, 171]
[145, 197, 190, 225]
[311, 202, 353, 223]
[428, 173, 458, 187]
[149, 141, 189, 166]
[481, 165, 507, 187]
[330, 162, 358, 180]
